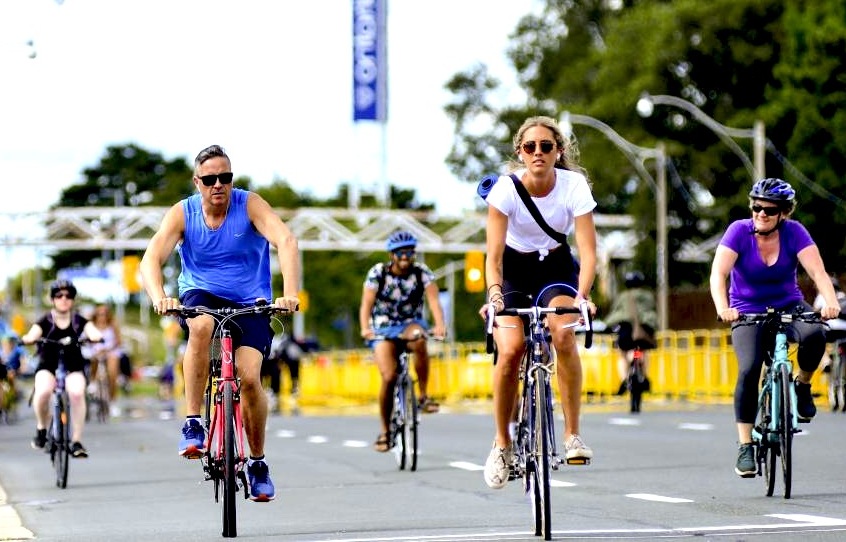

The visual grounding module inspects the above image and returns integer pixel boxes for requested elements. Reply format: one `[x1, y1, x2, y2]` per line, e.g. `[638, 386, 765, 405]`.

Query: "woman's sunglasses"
[198, 172, 234, 187]
[750, 204, 781, 216]
[520, 140, 555, 154]
[53, 292, 75, 300]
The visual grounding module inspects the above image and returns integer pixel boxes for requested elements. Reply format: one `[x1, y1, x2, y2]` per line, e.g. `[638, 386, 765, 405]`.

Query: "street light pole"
[560, 112, 669, 331]
[636, 93, 765, 180]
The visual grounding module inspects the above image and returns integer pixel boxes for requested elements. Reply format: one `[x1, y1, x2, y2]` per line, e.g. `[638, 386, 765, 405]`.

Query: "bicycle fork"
[205, 332, 248, 491]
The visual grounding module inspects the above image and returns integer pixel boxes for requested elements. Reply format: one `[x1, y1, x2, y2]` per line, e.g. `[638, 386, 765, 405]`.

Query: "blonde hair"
[507, 115, 587, 178]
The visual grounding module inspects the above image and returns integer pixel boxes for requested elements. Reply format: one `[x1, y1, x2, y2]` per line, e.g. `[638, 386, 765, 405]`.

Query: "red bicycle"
[168, 300, 289, 538]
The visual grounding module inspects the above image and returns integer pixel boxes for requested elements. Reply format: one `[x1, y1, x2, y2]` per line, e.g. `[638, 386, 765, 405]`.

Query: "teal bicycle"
[738, 308, 822, 499]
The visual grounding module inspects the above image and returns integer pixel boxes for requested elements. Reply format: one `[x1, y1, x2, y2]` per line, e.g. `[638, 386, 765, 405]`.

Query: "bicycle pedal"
[797, 417, 812, 424]
[566, 457, 590, 466]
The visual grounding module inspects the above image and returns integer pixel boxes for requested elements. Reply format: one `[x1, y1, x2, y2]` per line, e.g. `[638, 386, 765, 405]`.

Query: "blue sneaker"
[178, 419, 206, 458]
[247, 460, 276, 502]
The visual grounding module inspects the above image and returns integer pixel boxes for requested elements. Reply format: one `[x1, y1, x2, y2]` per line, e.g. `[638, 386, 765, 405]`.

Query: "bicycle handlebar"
[165, 299, 293, 320]
[485, 302, 593, 353]
[735, 310, 823, 326]
[20, 336, 103, 348]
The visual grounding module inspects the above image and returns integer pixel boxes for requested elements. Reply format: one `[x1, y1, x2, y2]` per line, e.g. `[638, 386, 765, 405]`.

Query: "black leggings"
[731, 308, 825, 423]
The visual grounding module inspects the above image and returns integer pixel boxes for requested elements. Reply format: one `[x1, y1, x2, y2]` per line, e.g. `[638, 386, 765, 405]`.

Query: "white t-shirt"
[485, 168, 597, 253]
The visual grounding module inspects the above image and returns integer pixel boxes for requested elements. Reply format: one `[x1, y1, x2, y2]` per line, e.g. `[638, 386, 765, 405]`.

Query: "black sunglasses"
[750, 204, 781, 216]
[393, 249, 415, 258]
[520, 140, 555, 154]
[53, 292, 75, 300]
[198, 172, 234, 187]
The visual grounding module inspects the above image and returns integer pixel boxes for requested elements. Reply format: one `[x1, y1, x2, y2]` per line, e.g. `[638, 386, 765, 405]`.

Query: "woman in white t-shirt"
[479, 115, 598, 489]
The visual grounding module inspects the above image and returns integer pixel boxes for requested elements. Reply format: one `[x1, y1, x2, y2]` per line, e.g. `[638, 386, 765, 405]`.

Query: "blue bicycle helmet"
[749, 178, 795, 204]
[50, 279, 77, 299]
[386, 231, 417, 252]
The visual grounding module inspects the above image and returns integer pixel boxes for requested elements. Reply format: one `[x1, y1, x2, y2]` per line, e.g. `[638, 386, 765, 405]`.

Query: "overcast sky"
[0, 0, 534, 219]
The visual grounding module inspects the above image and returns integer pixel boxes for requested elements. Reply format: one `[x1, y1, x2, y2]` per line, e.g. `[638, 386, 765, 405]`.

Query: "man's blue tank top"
[177, 188, 272, 304]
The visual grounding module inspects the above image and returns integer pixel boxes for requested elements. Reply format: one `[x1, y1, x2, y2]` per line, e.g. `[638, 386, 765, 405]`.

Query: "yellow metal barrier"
[297, 329, 828, 407]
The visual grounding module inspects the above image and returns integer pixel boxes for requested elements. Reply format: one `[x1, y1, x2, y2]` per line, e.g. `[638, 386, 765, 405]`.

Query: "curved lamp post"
[636, 93, 765, 181]
[560, 112, 668, 331]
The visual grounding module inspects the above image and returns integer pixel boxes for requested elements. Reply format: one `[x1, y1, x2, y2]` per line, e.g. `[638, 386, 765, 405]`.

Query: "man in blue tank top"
[141, 145, 300, 502]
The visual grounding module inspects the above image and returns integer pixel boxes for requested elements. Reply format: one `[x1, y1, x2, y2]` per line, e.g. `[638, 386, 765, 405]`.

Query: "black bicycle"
[485, 283, 593, 541]
[626, 345, 647, 413]
[736, 308, 822, 499]
[25, 336, 99, 489]
[167, 299, 290, 538]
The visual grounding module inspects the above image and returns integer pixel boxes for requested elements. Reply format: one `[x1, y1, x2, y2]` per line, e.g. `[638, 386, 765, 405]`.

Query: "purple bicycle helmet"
[749, 178, 796, 203]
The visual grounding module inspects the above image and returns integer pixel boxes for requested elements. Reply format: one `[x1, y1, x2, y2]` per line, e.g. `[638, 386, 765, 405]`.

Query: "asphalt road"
[2, 396, 846, 541]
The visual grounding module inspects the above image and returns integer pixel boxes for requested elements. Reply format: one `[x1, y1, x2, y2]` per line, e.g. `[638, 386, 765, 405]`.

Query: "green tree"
[445, 0, 846, 284]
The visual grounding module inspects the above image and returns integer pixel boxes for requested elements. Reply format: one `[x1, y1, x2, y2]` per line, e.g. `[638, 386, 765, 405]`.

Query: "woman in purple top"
[710, 178, 841, 478]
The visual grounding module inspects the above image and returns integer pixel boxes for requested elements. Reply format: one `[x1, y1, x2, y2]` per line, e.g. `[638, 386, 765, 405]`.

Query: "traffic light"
[122, 255, 142, 294]
[464, 250, 485, 293]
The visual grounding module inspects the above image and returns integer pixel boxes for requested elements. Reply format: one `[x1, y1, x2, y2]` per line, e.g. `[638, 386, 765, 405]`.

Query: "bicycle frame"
[486, 288, 593, 541]
[741, 308, 822, 499]
[391, 346, 418, 471]
[169, 301, 289, 538]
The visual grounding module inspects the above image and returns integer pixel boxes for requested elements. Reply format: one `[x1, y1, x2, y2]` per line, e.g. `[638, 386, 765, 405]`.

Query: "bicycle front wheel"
[406, 379, 419, 472]
[531, 378, 552, 541]
[54, 394, 70, 489]
[221, 384, 237, 537]
[757, 385, 777, 497]
[779, 364, 793, 499]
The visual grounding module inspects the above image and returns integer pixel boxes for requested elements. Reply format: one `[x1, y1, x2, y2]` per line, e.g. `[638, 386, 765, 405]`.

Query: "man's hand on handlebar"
[153, 296, 180, 315]
[273, 296, 300, 312]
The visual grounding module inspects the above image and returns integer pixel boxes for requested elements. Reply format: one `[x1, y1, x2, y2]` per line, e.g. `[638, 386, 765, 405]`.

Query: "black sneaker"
[70, 441, 89, 458]
[31, 428, 47, 450]
[735, 443, 756, 478]
[795, 381, 816, 421]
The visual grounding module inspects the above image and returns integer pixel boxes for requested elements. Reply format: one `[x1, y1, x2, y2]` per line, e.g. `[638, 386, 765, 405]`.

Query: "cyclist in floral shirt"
[359, 231, 446, 452]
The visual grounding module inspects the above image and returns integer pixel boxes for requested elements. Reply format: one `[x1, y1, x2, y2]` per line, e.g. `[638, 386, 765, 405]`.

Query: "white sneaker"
[564, 434, 593, 461]
[484, 443, 513, 489]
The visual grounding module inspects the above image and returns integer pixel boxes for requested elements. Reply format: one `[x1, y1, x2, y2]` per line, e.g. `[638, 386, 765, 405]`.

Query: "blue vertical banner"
[352, 0, 387, 122]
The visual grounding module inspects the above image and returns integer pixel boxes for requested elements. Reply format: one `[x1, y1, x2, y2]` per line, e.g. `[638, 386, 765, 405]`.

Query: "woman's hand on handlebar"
[820, 303, 840, 321]
[478, 299, 504, 320]
[718, 307, 739, 323]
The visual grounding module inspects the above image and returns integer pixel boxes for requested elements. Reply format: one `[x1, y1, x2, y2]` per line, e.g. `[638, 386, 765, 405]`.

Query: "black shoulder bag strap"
[509, 174, 569, 244]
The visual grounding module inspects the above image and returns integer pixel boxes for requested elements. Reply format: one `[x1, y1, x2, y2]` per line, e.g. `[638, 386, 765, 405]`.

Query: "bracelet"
[488, 293, 504, 304]
[487, 284, 502, 293]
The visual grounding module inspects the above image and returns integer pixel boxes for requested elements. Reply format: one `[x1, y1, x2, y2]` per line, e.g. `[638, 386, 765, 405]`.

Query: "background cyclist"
[479, 115, 598, 489]
[359, 230, 447, 453]
[20, 279, 103, 458]
[85, 304, 126, 417]
[140, 144, 301, 502]
[603, 270, 658, 395]
[709, 178, 840, 478]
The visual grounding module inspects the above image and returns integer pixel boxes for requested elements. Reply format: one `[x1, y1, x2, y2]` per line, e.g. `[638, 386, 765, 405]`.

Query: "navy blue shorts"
[179, 289, 273, 357]
[501, 245, 580, 309]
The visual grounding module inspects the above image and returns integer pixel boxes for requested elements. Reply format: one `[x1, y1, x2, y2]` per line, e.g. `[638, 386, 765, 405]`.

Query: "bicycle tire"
[779, 364, 793, 499]
[54, 394, 70, 489]
[221, 384, 238, 537]
[525, 379, 542, 537]
[533, 377, 552, 541]
[759, 386, 776, 497]
[628, 368, 643, 413]
[406, 379, 419, 472]
[392, 380, 407, 471]
[828, 349, 843, 411]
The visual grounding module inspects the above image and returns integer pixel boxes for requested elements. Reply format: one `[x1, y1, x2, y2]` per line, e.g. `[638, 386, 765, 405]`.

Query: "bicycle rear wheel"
[779, 364, 793, 499]
[531, 378, 552, 541]
[53, 395, 70, 489]
[221, 384, 237, 538]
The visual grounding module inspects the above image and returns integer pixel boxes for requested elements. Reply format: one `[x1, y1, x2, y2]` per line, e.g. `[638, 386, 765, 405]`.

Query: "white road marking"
[0, 487, 34, 540]
[343, 440, 369, 448]
[678, 422, 714, 431]
[307, 435, 328, 444]
[608, 417, 642, 426]
[626, 493, 694, 503]
[450, 461, 483, 471]
[550, 479, 576, 487]
[275, 429, 296, 438]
